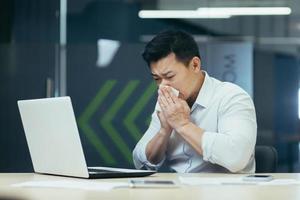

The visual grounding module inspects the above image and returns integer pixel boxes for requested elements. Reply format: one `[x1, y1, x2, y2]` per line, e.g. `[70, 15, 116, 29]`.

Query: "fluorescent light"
[138, 10, 231, 19]
[197, 7, 291, 16]
[138, 7, 291, 19]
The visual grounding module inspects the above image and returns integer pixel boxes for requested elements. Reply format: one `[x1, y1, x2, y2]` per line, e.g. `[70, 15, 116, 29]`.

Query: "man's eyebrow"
[151, 73, 158, 77]
[151, 71, 174, 77]
[161, 71, 173, 76]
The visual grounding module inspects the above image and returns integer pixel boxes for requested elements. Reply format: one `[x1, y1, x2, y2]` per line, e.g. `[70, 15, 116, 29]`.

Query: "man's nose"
[161, 79, 170, 86]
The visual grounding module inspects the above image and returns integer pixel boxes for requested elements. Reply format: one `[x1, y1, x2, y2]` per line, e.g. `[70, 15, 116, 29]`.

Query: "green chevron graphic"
[99, 80, 140, 163]
[123, 82, 157, 141]
[78, 80, 117, 165]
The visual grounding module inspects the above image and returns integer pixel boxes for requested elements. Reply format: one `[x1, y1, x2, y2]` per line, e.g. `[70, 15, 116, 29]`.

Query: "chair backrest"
[255, 145, 278, 173]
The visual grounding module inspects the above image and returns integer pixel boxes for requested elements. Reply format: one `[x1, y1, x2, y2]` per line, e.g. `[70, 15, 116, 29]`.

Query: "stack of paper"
[179, 177, 300, 186]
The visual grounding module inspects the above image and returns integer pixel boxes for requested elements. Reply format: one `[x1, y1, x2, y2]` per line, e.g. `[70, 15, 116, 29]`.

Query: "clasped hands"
[157, 86, 191, 133]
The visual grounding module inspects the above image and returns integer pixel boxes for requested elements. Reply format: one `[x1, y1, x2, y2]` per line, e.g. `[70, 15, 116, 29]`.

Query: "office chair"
[255, 145, 278, 173]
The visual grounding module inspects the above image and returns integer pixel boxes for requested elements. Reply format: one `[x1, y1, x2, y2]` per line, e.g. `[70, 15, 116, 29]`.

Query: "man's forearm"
[176, 122, 205, 155]
[145, 129, 171, 164]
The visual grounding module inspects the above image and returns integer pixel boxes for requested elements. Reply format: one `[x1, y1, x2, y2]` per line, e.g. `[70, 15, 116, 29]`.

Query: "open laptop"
[17, 96, 155, 179]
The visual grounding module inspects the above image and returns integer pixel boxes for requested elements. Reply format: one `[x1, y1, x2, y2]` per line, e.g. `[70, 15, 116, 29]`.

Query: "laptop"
[17, 96, 155, 179]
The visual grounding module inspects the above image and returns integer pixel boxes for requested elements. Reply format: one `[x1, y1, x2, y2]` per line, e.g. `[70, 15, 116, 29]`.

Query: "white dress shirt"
[132, 71, 257, 173]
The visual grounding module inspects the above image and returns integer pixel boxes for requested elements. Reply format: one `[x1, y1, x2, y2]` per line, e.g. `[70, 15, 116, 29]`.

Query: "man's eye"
[167, 75, 174, 79]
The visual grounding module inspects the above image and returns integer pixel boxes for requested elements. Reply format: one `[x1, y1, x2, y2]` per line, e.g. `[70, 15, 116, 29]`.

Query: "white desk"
[0, 173, 299, 200]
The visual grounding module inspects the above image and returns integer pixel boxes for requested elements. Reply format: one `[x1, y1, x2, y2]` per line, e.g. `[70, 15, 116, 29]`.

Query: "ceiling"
[138, 0, 300, 55]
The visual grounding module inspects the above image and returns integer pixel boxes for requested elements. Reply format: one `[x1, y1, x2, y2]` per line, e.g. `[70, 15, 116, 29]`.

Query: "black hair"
[142, 29, 200, 67]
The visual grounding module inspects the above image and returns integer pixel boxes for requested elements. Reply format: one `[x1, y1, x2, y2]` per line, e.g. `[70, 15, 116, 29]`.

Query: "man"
[132, 30, 257, 173]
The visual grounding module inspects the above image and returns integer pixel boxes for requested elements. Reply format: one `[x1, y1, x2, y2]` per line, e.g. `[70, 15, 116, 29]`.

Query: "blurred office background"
[1, 0, 300, 172]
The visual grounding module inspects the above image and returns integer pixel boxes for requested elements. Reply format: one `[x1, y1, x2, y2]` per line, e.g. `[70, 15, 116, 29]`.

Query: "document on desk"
[11, 180, 128, 191]
[179, 177, 251, 185]
[179, 177, 300, 186]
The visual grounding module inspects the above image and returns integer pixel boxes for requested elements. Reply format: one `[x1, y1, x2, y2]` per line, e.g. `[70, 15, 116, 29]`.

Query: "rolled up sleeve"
[132, 111, 165, 170]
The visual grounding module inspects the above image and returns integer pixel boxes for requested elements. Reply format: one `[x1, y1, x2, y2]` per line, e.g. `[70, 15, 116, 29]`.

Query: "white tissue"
[155, 86, 179, 111]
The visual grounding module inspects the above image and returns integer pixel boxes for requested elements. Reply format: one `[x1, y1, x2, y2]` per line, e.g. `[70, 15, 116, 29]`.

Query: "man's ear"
[191, 56, 201, 72]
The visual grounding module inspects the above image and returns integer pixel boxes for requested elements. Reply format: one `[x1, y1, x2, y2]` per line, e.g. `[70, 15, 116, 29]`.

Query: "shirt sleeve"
[202, 86, 257, 173]
[132, 110, 165, 170]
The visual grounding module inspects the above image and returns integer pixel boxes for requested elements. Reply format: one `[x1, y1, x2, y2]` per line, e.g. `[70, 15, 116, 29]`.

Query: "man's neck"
[187, 71, 205, 108]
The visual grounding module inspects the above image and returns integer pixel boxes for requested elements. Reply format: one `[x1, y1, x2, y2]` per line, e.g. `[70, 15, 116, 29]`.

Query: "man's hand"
[158, 86, 191, 131]
[157, 111, 172, 136]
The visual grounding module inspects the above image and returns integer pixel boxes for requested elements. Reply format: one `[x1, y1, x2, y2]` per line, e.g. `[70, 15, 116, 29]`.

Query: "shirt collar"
[193, 71, 213, 109]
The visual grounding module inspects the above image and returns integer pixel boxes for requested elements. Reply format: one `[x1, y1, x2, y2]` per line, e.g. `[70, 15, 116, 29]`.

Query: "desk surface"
[0, 173, 300, 200]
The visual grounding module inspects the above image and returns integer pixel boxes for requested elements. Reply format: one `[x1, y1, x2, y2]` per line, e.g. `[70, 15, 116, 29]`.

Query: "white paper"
[155, 86, 180, 112]
[179, 177, 300, 186]
[259, 179, 300, 185]
[11, 180, 128, 191]
[179, 177, 247, 185]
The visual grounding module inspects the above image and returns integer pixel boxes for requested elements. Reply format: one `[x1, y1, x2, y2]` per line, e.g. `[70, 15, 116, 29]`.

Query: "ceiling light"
[138, 7, 291, 19]
[138, 10, 231, 19]
[197, 7, 291, 16]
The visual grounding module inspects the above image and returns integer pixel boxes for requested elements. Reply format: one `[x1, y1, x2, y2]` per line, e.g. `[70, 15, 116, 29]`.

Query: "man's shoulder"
[212, 78, 248, 96]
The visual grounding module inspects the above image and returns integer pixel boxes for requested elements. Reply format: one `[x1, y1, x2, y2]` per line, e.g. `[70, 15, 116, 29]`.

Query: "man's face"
[150, 53, 201, 101]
